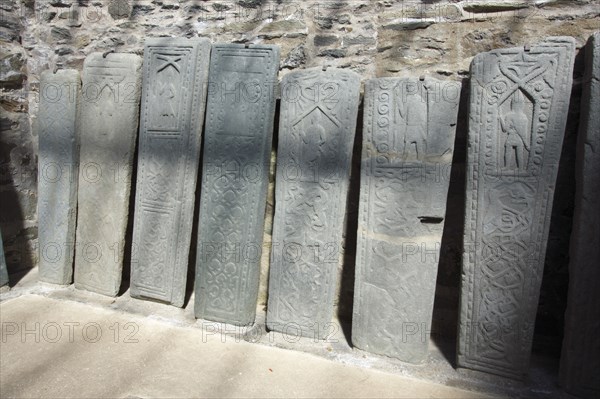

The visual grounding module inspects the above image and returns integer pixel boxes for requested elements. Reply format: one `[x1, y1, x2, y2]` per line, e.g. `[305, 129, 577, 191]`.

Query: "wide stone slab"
[0, 229, 8, 288]
[560, 32, 600, 399]
[37, 69, 81, 285]
[195, 44, 280, 325]
[74, 52, 143, 297]
[266, 67, 361, 339]
[130, 38, 211, 307]
[352, 77, 460, 363]
[458, 37, 576, 379]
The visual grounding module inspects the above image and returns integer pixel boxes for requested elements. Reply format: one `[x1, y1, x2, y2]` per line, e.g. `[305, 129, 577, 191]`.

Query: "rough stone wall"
[1, 0, 598, 343]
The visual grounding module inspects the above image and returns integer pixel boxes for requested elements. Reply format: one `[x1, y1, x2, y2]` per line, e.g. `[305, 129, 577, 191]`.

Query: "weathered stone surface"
[382, 18, 435, 31]
[0, 229, 8, 287]
[281, 45, 306, 69]
[195, 44, 280, 326]
[462, 2, 530, 13]
[458, 37, 576, 379]
[108, 0, 132, 20]
[74, 52, 142, 297]
[560, 32, 600, 399]
[317, 49, 347, 59]
[352, 77, 460, 363]
[38, 69, 81, 285]
[266, 67, 361, 339]
[130, 38, 211, 307]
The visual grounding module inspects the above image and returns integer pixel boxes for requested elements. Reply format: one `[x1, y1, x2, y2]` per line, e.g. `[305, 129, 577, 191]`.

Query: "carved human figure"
[301, 123, 326, 172]
[500, 95, 530, 169]
[395, 84, 427, 160]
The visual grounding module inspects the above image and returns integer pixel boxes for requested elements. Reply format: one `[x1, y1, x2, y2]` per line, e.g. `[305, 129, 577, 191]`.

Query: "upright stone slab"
[0, 230, 8, 288]
[266, 67, 361, 339]
[352, 77, 460, 363]
[195, 44, 280, 325]
[74, 53, 143, 296]
[38, 69, 81, 285]
[130, 38, 211, 307]
[458, 37, 576, 379]
[560, 32, 600, 399]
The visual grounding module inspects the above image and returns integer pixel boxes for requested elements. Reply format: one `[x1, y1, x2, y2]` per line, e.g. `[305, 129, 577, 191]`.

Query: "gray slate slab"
[266, 67, 361, 339]
[0, 229, 8, 288]
[458, 37, 576, 379]
[559, 32, 600, 399]
[38, 69, 81, 285]
[74, 52, 143, 297]
[352, 77, 460, 363]
[195, 44, 280, 325]
[130, 38, 211, 307]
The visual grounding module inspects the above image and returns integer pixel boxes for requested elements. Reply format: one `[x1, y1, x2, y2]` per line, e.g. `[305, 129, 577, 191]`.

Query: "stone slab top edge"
[84, 52, 143, 63]
[469, 36, 577, 65]
[211, 43, 281, 51]
[281, 65, 362, 80]
[40, 69, 80, 81]
[143, 37, 212, 47]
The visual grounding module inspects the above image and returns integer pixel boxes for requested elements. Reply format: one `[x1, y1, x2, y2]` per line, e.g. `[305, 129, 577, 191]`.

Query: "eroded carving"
[266, 67, 361, 339]
[352, 77, 459, 363]
[74, 52, 142, 297]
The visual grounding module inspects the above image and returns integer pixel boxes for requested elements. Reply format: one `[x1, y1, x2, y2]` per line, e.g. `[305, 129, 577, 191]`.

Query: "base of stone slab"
[1, 267, 564, 399]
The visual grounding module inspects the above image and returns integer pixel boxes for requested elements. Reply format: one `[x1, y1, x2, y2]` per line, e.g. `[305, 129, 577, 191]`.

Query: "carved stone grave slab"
[74, 53, 143, 297]
[38, 69, 81, 285]
[195, 44, 280, 325]
[560, 32, 600, 399]
[266, 67, 361, 339]
[352, 77, 460, 363]
[458, 37, 576, 379]
[130, 38, 211, 307]
[0, 230, 8, 288]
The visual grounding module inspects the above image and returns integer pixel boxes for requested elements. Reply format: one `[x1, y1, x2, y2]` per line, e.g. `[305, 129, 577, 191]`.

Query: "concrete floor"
[0, 269, 562, 398]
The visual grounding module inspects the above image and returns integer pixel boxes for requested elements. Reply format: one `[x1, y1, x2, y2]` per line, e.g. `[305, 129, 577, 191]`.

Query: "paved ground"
[0, 269, 560, 398]
[1, 294, 496, 399]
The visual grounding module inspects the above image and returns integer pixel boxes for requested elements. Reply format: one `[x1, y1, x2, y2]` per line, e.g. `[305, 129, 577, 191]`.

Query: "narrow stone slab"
[74, 53, 143, 297]
[194, 44, 280, 325]
[458, 37, 576, 379]
[38, 69, 81, 285]
[560, 32, 600, 399]
[352, 77, 460, 363]
[0, 229, 8, 288]
[130, 38, 211, 307]
[266, 67, 361, 339]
